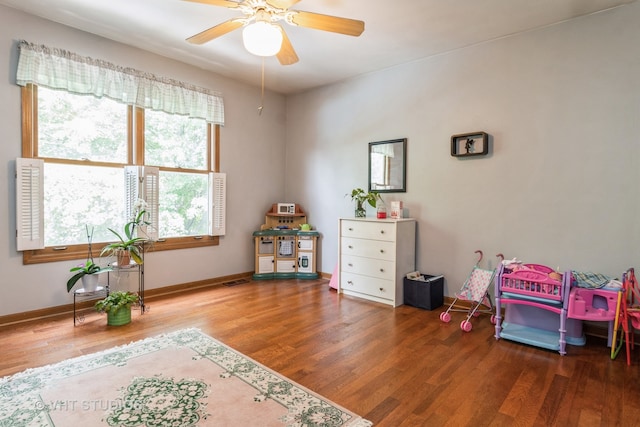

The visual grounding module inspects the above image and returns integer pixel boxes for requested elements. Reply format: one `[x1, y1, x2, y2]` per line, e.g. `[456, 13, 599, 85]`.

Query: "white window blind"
[125, 166, 160, 241]
[209, 173, 226, 236]
[16, 158, 45, 250]
[16, 40, 225, 125]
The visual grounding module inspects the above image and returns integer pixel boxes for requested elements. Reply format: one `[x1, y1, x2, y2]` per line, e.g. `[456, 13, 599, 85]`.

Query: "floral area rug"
[0, 328, 372, 426]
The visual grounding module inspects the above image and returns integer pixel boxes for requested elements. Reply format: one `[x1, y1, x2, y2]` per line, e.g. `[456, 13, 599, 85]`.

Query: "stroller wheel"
[460, 320, 473, 332]
[440, 312, 451, 323]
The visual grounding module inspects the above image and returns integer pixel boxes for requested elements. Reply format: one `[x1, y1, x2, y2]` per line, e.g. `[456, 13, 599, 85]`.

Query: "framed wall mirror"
[368, 138, 407, 193]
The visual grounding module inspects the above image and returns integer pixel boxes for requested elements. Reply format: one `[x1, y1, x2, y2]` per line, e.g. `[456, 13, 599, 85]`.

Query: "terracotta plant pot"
[116, 250, 131, 267]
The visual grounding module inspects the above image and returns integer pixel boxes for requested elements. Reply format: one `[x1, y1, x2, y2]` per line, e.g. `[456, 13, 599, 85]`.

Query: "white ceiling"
[0, 0, 635, 94]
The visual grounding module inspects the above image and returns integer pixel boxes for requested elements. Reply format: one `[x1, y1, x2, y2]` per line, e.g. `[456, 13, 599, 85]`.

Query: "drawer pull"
[348, 245, 353, 249]
[379, 249, 384, 253]
[348, 263, 353, 267]
[379, 287, 384, 292]
[379, 268, 384, 272]
[348, 227, 354, 231]
[380, 230, 385, 234]
[347, 280, 353, 285]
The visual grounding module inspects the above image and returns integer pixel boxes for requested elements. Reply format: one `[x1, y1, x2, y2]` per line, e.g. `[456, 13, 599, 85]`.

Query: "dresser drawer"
[338, 218, 415, 307]
[341, 237, 395, 261]
[341, 220, 396, 242]
[340, 272, 394, 301]
[341, 254, 395, 280]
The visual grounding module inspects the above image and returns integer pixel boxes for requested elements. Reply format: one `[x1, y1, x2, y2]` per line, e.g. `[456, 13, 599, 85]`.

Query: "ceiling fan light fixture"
[242, 21, 283, 57]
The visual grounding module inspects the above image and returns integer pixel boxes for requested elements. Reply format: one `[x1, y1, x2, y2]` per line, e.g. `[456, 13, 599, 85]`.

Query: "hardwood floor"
[1, 279, 639, 426]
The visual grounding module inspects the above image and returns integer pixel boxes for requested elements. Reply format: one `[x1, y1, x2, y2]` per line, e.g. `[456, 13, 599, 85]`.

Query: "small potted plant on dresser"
[94, 291, 139, 326]
[347, 188, 381, 218]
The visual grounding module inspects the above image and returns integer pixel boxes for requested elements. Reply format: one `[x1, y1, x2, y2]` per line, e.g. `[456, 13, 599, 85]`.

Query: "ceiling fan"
[183, 0, 365, 65]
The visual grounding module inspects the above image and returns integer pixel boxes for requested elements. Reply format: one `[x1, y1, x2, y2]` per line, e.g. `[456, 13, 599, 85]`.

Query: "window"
[38, 88, 128, 163]
[38, 88, 127, 246]
[15, 41, 226, 264]
[19, 85, 225, 264]
[44, 162, 124, 246]
[144, 109, 210, 238]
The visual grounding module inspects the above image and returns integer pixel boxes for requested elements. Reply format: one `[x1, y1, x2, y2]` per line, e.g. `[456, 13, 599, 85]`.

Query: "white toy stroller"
[439, 251, 500, 332]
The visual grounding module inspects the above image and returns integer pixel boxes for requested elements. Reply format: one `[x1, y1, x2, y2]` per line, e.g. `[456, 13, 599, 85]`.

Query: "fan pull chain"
[258, 57, 265, 115]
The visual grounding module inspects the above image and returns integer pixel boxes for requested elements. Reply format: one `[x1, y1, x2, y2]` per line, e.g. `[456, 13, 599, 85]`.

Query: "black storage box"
[403, 274, 444, 310]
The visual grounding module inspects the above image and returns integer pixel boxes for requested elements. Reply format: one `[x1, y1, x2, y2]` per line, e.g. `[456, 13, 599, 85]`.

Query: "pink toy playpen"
[494, 264, 571, 355]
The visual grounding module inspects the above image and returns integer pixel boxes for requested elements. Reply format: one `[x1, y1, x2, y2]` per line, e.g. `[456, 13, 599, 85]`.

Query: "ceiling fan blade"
[266, 0, 301, 9]
[182, 0, 240, 8]
[277, 26, 298, 65]
[186, 19, 244, 44]
[290, 11, 364, 36]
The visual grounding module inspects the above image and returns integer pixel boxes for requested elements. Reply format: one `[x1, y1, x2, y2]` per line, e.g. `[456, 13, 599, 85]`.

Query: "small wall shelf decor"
[451, 132, 489, 157]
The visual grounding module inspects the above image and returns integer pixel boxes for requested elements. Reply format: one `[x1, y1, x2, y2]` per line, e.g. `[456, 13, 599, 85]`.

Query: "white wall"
[0, 6, 286, 316]
[2, 4, 639, 317]
[285, 3, 640, 295]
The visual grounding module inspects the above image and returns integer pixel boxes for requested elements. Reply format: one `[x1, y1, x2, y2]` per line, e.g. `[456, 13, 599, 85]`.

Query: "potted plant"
[67, 226, 112, 292]
[347, 188, 381, 217]
[95, 291, 139, 326]
[101, 199, 150, 266]
[67, 259, 107, 292]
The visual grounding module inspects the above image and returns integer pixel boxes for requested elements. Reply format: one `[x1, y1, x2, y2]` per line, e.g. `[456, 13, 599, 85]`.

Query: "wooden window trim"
[22, 237, 219, 265]
[21, 84, 221, 265]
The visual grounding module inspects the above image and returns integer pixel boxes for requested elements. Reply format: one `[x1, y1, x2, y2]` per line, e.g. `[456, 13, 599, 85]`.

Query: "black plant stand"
[107, 260, 146, 314]
[73, 285, 109, 325]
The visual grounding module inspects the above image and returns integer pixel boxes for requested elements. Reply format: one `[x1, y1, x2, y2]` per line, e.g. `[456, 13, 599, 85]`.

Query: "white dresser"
[338, 218, 416, 307]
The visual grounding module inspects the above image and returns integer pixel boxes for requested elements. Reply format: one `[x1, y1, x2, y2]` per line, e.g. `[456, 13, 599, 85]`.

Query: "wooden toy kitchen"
[253, 204, 319, 280]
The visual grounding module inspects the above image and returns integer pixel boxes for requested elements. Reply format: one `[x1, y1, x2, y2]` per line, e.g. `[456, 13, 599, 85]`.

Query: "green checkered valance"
[16, 40, 224, 125]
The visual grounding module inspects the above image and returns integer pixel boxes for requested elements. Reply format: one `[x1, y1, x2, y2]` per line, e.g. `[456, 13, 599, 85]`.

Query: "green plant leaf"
[66, 271, 86, 292]
[95, 291, 139, 313]
[108, 227, 125, 243]
[131, 251, 143, 264]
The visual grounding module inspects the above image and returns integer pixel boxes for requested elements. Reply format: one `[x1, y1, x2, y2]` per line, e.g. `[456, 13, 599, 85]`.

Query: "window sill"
[22, 236, 219, 265]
